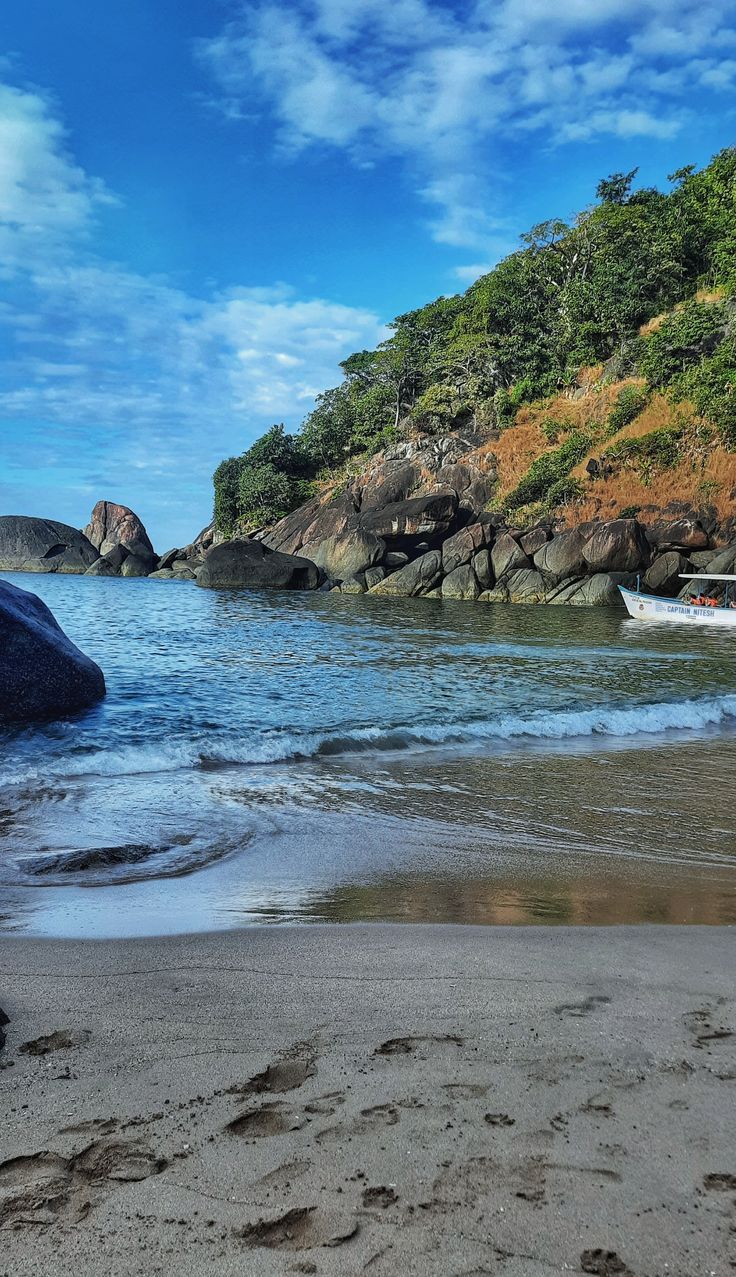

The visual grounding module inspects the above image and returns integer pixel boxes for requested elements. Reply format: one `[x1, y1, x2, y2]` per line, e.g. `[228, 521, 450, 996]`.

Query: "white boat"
[619, 574, 736, 627]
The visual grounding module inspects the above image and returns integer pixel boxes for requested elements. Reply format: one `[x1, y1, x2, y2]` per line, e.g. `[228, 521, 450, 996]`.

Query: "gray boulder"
[85, 558, 118, 577]
[643, 552, 687, 596]
[520, 527, 549, 557]
[506, 568, 548, 603]
[491, 533, 530, 581]
[441, 564, 480, 600]
[582, 519, 649, 573]
[302, 528, 385, 580]
[441, 522, 493, 574]
[369, 550, 443, 597]
[158, 548, 181, 570]
[534, 528, 587, 581]
[472, 549, 493, 590]
[569, 573, 633, 606]
[363, 565, 386, 589]
[648, 517, 710, 551]
[197, 539, 321, 590]
[339, 575, 367, 594]
[0, 578, 105, 722]
[0, 516, 99, 574]
[120, 554, 154, 578]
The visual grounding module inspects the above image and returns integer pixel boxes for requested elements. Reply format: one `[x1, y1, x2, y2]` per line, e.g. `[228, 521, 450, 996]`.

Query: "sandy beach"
[1, 924, 735, 1276]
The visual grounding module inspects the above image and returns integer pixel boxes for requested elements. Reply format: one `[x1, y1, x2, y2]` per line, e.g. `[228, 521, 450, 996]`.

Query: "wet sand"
[1, 924, 735, 1276]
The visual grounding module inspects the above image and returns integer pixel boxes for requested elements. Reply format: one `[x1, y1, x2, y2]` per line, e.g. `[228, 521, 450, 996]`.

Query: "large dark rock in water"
[0, 516, 99, 574]
[0, 579, 105, 722]
[368, 550, 443, 597]
[197, 539, 321, 590]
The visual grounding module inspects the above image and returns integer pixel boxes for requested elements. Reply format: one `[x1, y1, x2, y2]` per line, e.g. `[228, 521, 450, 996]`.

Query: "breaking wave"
[3, 695, 736, 786]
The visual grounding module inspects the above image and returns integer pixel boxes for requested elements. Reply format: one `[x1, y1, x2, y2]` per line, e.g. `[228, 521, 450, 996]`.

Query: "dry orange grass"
[486, 378, 642, 499]
[569, 449, 736, 526]
[571, 394, 682, 479]
[490, 421, 550, 496]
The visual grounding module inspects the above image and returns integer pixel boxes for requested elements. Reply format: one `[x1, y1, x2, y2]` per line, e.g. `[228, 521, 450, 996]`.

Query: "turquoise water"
[1, 571, 736, 935]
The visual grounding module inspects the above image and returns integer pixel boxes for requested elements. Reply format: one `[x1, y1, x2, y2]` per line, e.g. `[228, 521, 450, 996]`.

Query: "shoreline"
[1, 924, 735, 1275]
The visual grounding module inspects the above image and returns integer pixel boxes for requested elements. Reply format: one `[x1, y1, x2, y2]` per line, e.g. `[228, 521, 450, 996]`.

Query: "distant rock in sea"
[83, 499, 157, 573]
[0, 578, 105, 722]
[0, 515, 99, 574]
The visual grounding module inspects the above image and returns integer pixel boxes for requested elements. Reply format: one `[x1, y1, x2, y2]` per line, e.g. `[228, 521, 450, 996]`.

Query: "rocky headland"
[2, 478, 736, 607]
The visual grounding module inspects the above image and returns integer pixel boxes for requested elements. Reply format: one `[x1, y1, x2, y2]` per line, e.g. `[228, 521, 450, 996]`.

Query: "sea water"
[1, 571, 735, 936]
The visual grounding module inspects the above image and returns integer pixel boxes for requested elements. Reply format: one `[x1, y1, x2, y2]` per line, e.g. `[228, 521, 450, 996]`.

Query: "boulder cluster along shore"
[2, 493, 736, 608]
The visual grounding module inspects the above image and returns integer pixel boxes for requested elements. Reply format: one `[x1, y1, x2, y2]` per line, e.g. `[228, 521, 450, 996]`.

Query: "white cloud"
[0, 79, 385, 544]
[0, 82, 115, 273]
[199, 0, 736, 252]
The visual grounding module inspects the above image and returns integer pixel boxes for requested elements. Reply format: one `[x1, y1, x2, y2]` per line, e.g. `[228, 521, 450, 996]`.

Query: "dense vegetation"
[214, 150, 736, 534]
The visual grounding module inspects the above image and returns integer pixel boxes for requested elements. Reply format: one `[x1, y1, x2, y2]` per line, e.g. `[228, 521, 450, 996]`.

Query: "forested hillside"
[214, 151, 736, 536]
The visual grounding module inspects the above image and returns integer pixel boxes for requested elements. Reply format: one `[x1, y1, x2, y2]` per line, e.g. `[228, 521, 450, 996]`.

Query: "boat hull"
[619, 585, 736, 626]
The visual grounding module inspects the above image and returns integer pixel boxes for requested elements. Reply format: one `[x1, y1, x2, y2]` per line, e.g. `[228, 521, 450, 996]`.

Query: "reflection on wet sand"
[294, 868, 736, 927]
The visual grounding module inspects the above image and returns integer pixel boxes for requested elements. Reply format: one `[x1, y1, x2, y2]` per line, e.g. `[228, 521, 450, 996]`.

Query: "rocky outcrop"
[301, 529, 385, 580]
[0, 516, 99, 574]
[0, 578, 105, 722]
[83, 501, 154, 559]
[360, 490, 458, 545]
[582, 519, 650, 573]
[491, 533, 530, 581]
[368, 550, 443, 597]
[533, 529, 588, 582]
[197, 539, 322, 591]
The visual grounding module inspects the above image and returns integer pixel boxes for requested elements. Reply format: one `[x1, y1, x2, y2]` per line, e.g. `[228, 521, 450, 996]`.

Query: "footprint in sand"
[361, 1185, 399, 1210]
[19, 1029, 90, 1057]
[256, 1159, 312, 1191]
[315, 1103, 399, 1145]
[703, 1172, 736, 1191]
[443, 1083, 488, 1100]
[235, 1044, 317, 1096]
[684, 1006, 734, 1050]
[0, 1137, 167, 1229]
[553, 995, 611, 1019]
[304, 1092, 345, 1116]
[375, 1035, 463, 1057]
[580, 1248, 634, 1276]
[236, 1205, 358, 1251]
[227, 1101, 306, 1139]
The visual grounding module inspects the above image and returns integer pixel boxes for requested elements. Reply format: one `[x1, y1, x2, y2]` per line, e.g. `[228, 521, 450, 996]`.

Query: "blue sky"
[1, 0, 734, 549]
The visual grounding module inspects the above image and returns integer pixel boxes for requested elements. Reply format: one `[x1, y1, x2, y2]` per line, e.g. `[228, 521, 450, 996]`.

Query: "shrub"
[639, 300, 728, 388]
[238, 464, 308, 529]
[674, 338, 736, 448]
[213, 455, 245, 535]
[410, 383, 463, 432]
[504, 430, 593, 511]
[545, 476, 585, 506]
[603, 426, 684, 484]
[604, 384, 649, 437]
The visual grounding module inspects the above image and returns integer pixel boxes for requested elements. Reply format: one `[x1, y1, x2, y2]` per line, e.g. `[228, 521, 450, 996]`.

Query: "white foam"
[3, 695, 735, 786]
